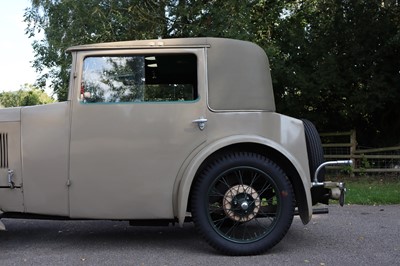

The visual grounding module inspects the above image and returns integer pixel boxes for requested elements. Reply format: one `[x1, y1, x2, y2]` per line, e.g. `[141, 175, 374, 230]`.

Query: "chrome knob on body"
[192, 117, 207, 130]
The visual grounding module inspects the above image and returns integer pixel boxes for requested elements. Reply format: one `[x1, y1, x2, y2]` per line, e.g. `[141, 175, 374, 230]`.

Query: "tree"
[0, 84, 54, 108]
[24, 0, 168, 101]
[272, 0, 400, 146]
[24, 0, 400, 146]
[24, 0, 286, 99]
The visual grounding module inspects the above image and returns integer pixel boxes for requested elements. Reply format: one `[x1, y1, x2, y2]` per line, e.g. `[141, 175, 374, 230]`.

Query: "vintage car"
[0, 37, 350, 255]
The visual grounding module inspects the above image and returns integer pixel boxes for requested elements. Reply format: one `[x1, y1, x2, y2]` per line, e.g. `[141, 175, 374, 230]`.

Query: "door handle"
[192, 117, 207, 130]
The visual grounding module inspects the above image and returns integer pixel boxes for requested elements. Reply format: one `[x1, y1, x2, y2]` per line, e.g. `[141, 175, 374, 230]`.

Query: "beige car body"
[0, 38, 315, 226]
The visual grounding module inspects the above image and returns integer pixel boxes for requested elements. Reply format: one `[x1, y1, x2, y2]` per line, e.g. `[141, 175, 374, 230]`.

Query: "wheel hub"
[223, 184, 261, 222]
[241, 201, 249, 210]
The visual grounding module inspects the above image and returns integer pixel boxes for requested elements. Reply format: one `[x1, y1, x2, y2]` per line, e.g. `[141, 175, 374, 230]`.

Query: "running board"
[295, 207, 329, 216]
[0, 211, 5, 231]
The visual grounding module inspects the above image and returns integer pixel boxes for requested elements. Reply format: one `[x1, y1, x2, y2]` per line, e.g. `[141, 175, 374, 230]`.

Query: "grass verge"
[329, 176, 400, 205]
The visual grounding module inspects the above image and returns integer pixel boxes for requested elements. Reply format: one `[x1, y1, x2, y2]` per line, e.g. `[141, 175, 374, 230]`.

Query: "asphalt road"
[0, 205, 399, 266]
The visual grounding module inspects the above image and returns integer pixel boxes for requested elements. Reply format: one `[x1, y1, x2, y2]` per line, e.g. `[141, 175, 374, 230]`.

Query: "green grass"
[329, 176, 400, 205]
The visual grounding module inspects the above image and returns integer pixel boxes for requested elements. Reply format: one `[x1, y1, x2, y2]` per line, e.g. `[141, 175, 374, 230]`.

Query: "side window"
[81, 54, 197, 103]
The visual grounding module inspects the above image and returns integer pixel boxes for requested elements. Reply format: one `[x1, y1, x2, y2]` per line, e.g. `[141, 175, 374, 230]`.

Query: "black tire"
[191, 152, 294, 255]
[302, 119, 328, 205]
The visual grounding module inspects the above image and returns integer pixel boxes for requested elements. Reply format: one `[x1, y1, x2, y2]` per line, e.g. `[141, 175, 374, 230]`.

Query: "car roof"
[68, 37, 275, 112]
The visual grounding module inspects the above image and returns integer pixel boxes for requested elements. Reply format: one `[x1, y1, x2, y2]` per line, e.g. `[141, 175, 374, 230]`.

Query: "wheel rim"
[222, 184, 261, 222]
[207, 166, 281, 244]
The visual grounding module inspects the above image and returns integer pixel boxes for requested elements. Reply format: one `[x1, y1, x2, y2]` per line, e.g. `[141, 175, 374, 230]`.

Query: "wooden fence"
[320, 130, 400, 175]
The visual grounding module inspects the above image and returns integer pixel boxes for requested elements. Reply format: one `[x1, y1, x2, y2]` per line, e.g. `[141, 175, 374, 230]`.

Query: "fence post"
[350, 130, 357, 176]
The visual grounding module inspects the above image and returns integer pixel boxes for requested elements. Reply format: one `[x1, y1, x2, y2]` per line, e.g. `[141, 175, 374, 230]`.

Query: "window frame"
[76, 49, 202, 105]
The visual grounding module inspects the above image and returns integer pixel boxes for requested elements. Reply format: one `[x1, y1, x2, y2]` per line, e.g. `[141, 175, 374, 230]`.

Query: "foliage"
[23, 0, 286, 100]
[0, 84, 54, 108]
[273, 1, 400, 146]
[24, 0, 400, 146]
[24, 0, 167, 101]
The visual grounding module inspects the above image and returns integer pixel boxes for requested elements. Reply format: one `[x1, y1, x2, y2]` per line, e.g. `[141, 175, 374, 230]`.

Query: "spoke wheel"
[191, 152, 294, 255]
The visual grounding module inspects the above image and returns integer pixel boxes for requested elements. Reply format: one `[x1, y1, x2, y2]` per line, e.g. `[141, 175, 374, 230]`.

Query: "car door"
[69, 48, 207, 219]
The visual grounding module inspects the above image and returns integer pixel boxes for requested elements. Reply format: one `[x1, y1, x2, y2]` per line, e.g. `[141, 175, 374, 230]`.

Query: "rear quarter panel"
[175, 111, 313, 224]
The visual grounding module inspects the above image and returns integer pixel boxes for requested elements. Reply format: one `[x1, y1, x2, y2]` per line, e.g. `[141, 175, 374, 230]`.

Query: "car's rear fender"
[174, 135, 313, 226]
